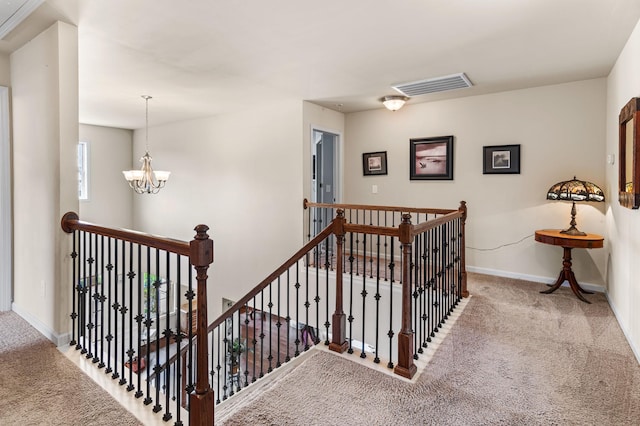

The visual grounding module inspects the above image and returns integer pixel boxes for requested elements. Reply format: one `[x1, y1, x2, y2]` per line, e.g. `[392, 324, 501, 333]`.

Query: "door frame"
[310, 125, 342, 205]
[0, 86, 11, 311]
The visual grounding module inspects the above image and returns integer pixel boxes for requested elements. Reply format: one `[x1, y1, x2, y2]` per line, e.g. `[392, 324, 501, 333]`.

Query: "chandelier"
[122, 95, 170, 194]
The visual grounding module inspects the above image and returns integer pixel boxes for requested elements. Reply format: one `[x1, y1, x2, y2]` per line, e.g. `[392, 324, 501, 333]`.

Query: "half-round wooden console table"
[534, 229, 604, 304]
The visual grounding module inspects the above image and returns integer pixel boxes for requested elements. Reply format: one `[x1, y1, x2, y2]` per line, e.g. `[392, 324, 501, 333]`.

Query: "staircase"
[60, 200, 468, 425]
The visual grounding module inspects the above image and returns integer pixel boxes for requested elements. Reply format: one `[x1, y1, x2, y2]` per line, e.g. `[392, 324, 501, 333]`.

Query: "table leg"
[540, 247, 592, 304]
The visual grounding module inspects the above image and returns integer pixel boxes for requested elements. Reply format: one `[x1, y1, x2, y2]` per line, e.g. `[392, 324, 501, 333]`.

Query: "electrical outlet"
[372, 185, 378, 194]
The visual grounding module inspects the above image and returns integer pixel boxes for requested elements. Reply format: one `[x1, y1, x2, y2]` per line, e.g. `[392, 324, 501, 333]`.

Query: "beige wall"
[606, 18, 640, 359]
[131, 100, 304, 321]
[79, 124, 133, 228]
[11, 21, 78, 342]
[344, 79, 607, 288]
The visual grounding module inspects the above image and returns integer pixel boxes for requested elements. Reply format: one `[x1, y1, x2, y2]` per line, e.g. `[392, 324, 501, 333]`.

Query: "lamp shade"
[546, 177, 605, 202]
[546, 176, 604, 236]
[381, 95, 409, 111]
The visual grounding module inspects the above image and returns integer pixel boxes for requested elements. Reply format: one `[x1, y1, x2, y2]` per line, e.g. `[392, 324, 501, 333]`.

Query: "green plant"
[227, 337, 247, 368]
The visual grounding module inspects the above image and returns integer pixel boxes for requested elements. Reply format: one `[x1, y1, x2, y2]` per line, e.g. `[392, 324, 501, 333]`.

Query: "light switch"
[372, 185, 378, 194]
[607, 154, 615, 165]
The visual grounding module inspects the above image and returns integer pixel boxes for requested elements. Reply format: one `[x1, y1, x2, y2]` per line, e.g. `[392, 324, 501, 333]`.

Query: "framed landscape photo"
[410, 136, 454, 180]
[483, 144, 520, 174]
[362, 151, 388, 176]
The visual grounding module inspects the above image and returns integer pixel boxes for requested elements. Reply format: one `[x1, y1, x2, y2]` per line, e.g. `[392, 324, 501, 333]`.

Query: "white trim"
[310, 124, 343, 204]
[466, 265, 605, 293]
[605, 292, 640, 365]
[0, 86, 11, 311]
[0, 0, 44, 39]
[11, 302, 70, 346]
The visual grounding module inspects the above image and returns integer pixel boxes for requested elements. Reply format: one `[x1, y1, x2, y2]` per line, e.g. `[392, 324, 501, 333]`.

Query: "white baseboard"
[604, 293, 640, 365]
[11, 302, 70, 347]
[466, 266, 605, 293]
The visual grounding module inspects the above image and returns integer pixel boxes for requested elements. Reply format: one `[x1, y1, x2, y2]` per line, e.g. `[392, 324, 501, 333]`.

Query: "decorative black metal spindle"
[153, 249, 162, 411]
[215, 327, 222, 404]
[360, 232, 367, 359]
[105, 237, 113, 374]
[373, 233, 381, 364]
[276, 276, 282, 368]
[111, 239, 119, 380]
[82, 231, 89, 356]
[97, 235, 106, 369]
[260, 290, 267, 379]
[268, 283, 274, 373]
[430, 228, 437, 340]
[323, 244, 329, 346]
[127, 242, 136, 392]
[304, 252, 311, 352]
[135, 244, 143, 398]
[285, 269, 291, 363]
[119, 240, 128, 386]
[314, 243, 320, 347]
[86, 232, 94, 360]
[417, 232, 425, 355]
[242, 302, 250, 387]
[295, 260, 301, 357]
[163, 251, 172, 421]
[368, 211, 374, 278]
[347, 231, 355, 355]
[222, 317, 229, 400]
[174, 256, 183, 422]
[70, 230, 78, 347]
[251, 295, 258, 382]
[387, 237, 395, 369]
[143, 245, 152, 402]
[186, 272, 194, 397]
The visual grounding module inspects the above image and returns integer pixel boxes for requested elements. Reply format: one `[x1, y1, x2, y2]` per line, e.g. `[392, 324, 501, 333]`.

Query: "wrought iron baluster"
[360, 231, 367, 359]
[373, 233, 381, 364]
[143, 245, 152, 401]
[111, 239, 119, 380]
[323, 243, 329, 346]
[135, 244, 143, 398]
[347, 231, 355, 355]
[163, 251, 172, 422]
[268, 282, 274, 373]
[105, 237, 113, 374]
[127, 242, 136, 392]
[153, 248, 163, 411]
[70, 230, 78, 347]
[276, 276, 282, 368]
[119, 239, 128, 386]
[285, 268, 291, 363]
[387, 237, 394, 369]
[97, 235, 105, 368]
[295, 260, 301, 357]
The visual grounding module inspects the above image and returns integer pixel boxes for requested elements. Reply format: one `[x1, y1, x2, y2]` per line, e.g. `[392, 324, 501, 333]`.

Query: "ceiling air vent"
[393, 73, 472, 97]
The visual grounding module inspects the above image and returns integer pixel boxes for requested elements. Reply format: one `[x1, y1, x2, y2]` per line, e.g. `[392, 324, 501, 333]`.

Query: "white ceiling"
[2, 0, 640, 130]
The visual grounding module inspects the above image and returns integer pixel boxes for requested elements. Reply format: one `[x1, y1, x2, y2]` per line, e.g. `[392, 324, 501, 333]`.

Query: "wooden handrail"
[61, 212, 190, 256]
[410, 210, 464, 236]
[208, 222, 336, 332]
[304, 198, 456, 216]
[151, 220, 338, 379]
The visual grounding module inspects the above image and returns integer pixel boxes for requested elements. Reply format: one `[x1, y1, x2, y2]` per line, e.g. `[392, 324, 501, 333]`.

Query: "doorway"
[310, 128, 340, 245]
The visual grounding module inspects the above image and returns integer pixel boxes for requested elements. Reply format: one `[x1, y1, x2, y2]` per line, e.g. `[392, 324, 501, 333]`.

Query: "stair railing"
[61, 213, 214, 426]
[61, 200, 467, 425]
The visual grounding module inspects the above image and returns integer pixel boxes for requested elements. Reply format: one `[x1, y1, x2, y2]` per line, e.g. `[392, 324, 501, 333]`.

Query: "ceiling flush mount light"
[122, 95, 170, 194]
[381, 95, 409, 111]
[546, 176, 605, 236]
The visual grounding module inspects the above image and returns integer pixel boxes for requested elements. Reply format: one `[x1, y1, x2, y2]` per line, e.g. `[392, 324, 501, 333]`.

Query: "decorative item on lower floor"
[410, 136, 454, 180]
[362, 151, 388, 176]
[546, 176, 605, 236]
[483, 144, 520, 174]
[227, 337, 247, 374]
[124, 356, 146, 373]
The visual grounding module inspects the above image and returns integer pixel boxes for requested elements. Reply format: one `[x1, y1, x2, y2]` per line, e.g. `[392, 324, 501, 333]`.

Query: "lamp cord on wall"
[466, 234, 533, 251]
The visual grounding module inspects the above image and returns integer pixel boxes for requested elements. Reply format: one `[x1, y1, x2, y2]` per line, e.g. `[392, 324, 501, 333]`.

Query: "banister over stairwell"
[60, 200, 468, 426]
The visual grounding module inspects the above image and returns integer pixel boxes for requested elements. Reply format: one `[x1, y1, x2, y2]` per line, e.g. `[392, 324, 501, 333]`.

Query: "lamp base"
[559, 226, 586, 237]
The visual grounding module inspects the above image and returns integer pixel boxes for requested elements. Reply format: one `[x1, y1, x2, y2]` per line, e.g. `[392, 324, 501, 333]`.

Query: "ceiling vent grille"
[393, 73, 472, 97]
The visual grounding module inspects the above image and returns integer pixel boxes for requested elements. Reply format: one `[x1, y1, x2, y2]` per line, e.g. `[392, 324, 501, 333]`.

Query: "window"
[78, 141, 88, 200]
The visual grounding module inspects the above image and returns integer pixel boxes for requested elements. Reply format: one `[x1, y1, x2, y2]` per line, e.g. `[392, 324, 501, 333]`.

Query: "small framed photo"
[410, 136, 454, 180]
[483, 144, 520, 174]
[362, 151, 388, 176]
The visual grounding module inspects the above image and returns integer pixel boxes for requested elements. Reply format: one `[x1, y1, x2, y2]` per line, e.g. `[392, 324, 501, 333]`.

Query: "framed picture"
[483, 144, 520, 174]
[410, 136, 454, 180]
[362, 151, 388, 176]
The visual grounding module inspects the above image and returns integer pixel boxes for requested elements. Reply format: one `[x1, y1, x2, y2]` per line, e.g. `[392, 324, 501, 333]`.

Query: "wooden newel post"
[459, 201, 469, 298]
[329, 209, 348, 353]
[189, 224, 215, 426]
[394, 214, 417, 379]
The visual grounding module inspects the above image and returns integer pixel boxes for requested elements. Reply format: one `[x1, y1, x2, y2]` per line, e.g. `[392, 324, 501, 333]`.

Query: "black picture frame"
[410, 136, 454, 180]
[483, 144, 520, 174]
[362, 151, 388, 176]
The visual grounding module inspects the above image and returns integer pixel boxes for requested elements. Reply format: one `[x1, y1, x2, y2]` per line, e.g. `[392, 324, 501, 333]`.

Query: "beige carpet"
[217, 273, 640, 425]
[0, 311, 142, 426]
